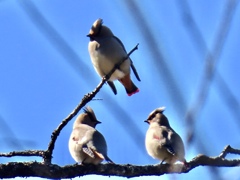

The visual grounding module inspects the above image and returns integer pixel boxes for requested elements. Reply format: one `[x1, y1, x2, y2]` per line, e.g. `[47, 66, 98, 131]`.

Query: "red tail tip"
[127, 89, 140, 96]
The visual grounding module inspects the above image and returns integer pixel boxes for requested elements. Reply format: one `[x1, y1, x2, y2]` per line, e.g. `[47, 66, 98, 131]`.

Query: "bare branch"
[0, 150, 45, 157]
[0, 145, 240, 179]
[219, 145, 240, 158]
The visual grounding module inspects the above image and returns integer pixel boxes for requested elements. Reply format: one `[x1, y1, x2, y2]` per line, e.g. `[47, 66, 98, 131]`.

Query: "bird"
[144, 107, 186, 164]
[87, 18, 141, 96]
[69, 106, 113, 165]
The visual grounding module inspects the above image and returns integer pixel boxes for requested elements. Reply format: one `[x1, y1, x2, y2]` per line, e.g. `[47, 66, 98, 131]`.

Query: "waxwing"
[69, 107, 113, 165]
[145, 107, 186, 164]
[87, 18, 141, 96]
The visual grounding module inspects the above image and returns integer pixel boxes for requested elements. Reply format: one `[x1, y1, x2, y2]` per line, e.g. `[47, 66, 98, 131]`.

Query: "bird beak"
[86, 34, 91, 37]
[144, 120, 149, 124]
[96, 120, 102, 124]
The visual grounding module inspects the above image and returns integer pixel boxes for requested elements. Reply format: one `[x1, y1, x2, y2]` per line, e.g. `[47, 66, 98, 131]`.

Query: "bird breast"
[88, 37, 131, 81]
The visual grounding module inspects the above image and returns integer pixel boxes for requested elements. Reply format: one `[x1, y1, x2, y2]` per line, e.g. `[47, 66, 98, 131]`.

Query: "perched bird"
[87, 18, 141, 96]
[145, 107, 186, 164]
[69, 107, 113, 165]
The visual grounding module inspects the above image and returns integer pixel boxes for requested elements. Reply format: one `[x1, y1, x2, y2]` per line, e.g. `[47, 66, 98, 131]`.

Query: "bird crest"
[147, 107, 166, 121]
[88, 18, 103, 36]
[83, 106, 99, 123]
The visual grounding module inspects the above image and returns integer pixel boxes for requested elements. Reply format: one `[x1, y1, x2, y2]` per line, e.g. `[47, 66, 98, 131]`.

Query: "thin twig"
[0, 150, 45, 157]
[219, 145, 240, 158]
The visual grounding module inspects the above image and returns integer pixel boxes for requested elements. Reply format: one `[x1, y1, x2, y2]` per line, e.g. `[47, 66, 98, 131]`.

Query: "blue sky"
[0, 0, 240, 179]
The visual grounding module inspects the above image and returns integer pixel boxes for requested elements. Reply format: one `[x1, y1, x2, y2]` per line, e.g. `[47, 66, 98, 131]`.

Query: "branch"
[43, 43, 139, 164]
[0, 145, 239, 179]
[0, 150, 45, 157]
[219, 145, 240, 158]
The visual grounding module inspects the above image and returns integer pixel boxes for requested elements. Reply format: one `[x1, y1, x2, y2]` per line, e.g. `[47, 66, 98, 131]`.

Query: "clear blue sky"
[0, 0, 240, 179]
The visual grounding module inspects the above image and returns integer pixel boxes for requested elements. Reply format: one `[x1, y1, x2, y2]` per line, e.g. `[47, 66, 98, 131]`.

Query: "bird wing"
[89, 130, 114, 163]
[82, 145, 95, 158]
[113, 36, 127, 52]
[82, 145, 106, 161]
[163, 144, 176, 155]
[73, 124, 113, 163]
[169, 130, 185, 159]
[73, 128, 105, 160]
[113, 36, 141, 81]
[104, 155, 114, 164]
[153, 126, 176, 156]
[107, 81, 117, 95]
[130, 62, 141, 81]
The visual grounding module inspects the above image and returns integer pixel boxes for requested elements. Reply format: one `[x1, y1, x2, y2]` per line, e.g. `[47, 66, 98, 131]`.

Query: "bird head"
[73, 106, 101, 128]
[87, 18, 113, 38]
[144, 107, 170, 127]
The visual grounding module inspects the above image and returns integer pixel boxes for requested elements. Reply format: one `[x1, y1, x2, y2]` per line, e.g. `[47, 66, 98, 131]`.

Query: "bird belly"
[91, 52, 128, 81]
[69, 144, 86, 163]
[146, 139, 176, 163]
[146, 141, 165, 160]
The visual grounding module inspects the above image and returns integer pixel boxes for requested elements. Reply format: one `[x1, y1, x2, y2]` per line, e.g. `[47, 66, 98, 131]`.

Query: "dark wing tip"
[130, 63, 141, 81]
[107, 81, 117, 95]
[164, 144, 176, 156]
[104, 155, 114, 164]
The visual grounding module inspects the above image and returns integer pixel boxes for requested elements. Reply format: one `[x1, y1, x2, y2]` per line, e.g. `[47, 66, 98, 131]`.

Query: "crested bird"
[87, 18, 140, 96]
[145, 107, 186, 164]
[69, 106, 113, 165]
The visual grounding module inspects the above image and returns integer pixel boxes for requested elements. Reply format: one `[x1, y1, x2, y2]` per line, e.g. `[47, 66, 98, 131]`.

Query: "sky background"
[0, 0, 240, 179]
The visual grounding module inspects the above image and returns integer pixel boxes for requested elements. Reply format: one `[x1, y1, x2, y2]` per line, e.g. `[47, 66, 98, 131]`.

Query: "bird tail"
[104, 155, 114, 164]
[118, 74, 139, 96]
